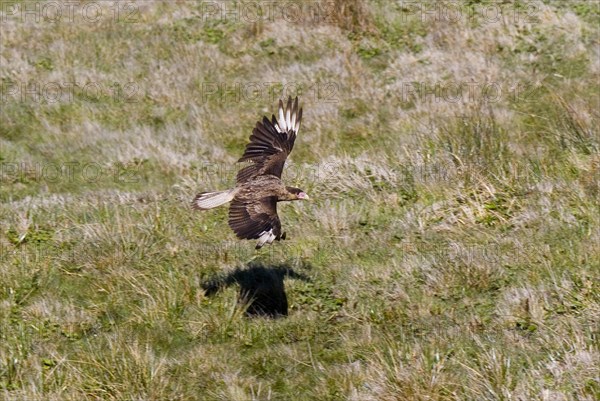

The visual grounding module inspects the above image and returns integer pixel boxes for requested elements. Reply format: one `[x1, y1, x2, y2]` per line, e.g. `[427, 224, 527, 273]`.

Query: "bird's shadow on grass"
[201, 261, 311, 318]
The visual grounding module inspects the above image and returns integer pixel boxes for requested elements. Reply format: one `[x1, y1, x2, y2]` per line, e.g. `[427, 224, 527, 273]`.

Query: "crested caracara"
[193, 97, 309, 249]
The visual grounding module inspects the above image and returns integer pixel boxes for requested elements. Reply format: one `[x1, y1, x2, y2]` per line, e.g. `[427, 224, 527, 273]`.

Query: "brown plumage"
[192, 97, 309, 249]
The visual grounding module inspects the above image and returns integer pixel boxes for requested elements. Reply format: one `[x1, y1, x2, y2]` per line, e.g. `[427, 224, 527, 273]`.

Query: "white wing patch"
[255, 229, 276, 249]
[275, 97, 301, 135]
[278, 104, 286, 132]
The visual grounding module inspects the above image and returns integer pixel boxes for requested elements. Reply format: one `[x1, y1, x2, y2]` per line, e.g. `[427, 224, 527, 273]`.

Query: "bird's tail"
[192, 189, 236, 210]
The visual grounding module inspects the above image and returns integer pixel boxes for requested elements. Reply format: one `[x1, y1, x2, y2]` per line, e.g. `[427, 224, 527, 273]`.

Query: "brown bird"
[192, 97, 309, 249]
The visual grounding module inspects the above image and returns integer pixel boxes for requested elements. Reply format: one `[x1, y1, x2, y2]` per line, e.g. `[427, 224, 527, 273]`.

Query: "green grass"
[1, 1, 599, 400]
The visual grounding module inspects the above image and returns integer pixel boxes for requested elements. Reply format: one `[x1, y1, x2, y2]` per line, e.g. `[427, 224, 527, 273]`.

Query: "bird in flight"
[193, 97, 309, 249]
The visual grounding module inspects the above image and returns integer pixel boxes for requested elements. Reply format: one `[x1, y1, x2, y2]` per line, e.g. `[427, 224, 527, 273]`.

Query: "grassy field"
[1, 1, 599, 400]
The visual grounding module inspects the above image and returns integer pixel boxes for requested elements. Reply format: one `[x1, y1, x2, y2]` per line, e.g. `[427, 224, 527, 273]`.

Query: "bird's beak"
[299, 192, 310, 200]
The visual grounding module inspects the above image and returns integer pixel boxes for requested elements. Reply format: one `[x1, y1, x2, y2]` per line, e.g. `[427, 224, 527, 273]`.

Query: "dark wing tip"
[191, 193, 203, 210]
[296, 107, 303, 132]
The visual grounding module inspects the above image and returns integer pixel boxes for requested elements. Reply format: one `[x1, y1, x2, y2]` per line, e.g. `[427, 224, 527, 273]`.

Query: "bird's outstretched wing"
[228, 196, 284, 249]
[236, 97, 302, 183]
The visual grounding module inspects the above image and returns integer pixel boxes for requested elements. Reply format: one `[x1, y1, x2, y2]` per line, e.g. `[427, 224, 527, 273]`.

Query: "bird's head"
[286, 186, 310, 201]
